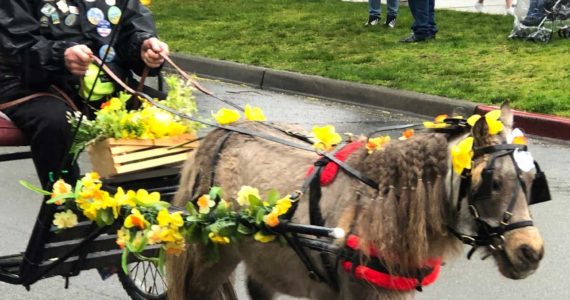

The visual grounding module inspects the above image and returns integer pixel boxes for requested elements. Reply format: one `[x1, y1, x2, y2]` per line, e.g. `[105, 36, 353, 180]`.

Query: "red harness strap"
[342, 235, 442, 291]
[306, 141, 364, 186]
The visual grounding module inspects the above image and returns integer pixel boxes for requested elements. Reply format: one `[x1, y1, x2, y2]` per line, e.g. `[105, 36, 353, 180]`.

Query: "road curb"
[476, 105, 570, 141]
[170, 53, 569, 141]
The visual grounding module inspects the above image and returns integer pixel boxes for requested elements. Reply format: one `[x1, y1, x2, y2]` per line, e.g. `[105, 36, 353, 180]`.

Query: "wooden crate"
[87, 133, 199, 178]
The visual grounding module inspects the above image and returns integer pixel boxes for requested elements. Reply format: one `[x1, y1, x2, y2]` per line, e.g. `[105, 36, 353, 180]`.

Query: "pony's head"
[456, 102, 547, 279]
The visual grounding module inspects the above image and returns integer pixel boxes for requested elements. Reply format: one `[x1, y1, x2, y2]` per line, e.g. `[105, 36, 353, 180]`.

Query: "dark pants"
[2, 96, 80, 189]
[409, 0, 438, 37]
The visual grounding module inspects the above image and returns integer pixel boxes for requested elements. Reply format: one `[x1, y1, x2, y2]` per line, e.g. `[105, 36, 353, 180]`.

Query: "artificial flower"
[212, 108, 241, 125]
[263, 207, 280, 227]
[312, 125, 342, 151]
[451, 137, 474, 174]
[275, 196, 292, 215]
[134, 189, 161, 207]
[128, 231, 148, 252]
[51, 179, 73, 205]
[236, 186, 261, 206]
[209, 232, 231, 244]
[508, 128, 527, 145]
[116, 228, 130, 249]
[366, 136, 391, 154]
[399, 129, 414, 140]
[157, 210, 184, 228]
[197, 195, 216, 214]
[146, 224, 163, 245]
[244, 104, 267, 121]
[423, 114, 449, 129]
[114, 187, 137, 208]
[124, 208, 147, 229]
[165, 240, 185, 255]
[467, 110, 503, 135]
[53, 209, 78, 229]
[254, 231, 276, 243]
[100, 97, 123, 112]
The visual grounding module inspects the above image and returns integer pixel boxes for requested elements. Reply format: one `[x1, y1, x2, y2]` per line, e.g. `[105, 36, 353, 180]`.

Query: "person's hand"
[64, 45, 94, 76]
[140, 37, 169, 68]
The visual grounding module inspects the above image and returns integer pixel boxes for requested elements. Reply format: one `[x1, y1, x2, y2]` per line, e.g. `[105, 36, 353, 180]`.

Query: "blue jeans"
[369, 0, 399, 18]
[526, 0, 545, 19]
[408, 0, 438, 37]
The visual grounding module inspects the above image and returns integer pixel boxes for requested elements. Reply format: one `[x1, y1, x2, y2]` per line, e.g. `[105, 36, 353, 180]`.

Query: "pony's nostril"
[519, 245, 541, 263]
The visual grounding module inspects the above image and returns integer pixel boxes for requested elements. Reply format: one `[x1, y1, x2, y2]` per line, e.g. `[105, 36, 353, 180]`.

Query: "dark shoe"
[521, 16, 544, 27]
[385, 16, 397, 28]
[399, 33, 435, 43]
[364, 16, 380, 26]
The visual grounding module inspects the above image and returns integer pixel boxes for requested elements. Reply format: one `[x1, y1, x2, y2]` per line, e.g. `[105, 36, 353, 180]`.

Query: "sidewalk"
[343, 0, 514, 15]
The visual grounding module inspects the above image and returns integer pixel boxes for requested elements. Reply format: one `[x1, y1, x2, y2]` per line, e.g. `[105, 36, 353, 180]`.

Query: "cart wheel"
[118, 260, 167, 300]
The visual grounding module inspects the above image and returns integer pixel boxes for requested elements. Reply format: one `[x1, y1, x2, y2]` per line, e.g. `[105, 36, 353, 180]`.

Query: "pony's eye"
[492, 180, 502, 191]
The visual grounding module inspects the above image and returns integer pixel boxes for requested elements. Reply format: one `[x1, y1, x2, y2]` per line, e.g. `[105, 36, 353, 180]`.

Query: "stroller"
[508, 0, 570, 42]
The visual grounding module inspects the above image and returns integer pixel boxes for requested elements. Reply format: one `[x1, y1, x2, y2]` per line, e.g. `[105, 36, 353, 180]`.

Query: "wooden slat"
[115, 152, 190, 174]
[110, 145, 148, 155]
[113, 146, 191, 164]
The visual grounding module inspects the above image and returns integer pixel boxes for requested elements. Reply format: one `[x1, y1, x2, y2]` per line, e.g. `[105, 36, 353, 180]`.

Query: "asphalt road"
[0, 78, 568, 300]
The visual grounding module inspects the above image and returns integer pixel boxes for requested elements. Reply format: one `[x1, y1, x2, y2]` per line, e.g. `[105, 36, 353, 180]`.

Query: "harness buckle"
[500, 212, 513, 226]
[489, 235, 506, 251]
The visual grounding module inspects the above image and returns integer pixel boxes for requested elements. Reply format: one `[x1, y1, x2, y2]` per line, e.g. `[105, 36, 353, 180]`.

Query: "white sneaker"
[506, 7, 515, 15]
[474, 3, 486, 12]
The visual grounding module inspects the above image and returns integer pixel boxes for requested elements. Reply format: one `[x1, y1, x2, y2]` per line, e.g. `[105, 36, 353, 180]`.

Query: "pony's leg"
[247, 275, 275, 300]
[167, 244, 241, 300]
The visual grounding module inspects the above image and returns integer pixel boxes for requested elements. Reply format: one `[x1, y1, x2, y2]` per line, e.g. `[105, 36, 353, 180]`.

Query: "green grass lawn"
[150, 0, 570, 116]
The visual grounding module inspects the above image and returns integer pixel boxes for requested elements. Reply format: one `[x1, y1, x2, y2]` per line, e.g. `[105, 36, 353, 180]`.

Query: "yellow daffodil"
[254, 231, 276, 243]
[366, 136, 391, 154]
[467, 110, 503, 135]
[165, 240, 185, 255]
[53, 209, 78, 229]
[159, 226, 184, 243]
[312, 125, 342, 151]
[140, 0, 152, 6]
[51, 179, 73, 205]
[134, 189, 161, 207]
[197, 195, 216, 214]
[236, 186, 260, 206]
[114, 187, 136, 207]
[116, 228, 130, 249]
[209, 232, 231, 244]
[124, 208, 147, 229]
[275, 196, 292, 215]
[157, 210, 184, 228]
[423, 114, 449, 129]
[399, 129, 414, 140]
[244, 104, 267, 121]
[509, 128, 528, 145]
[263, 207, 280, 227]
[212, 108, 241, 125]
[100, 97, 123, 112]
[81, 172, 101, 190]
[147, 225, 163, 245]
[451, 137, 474, 174]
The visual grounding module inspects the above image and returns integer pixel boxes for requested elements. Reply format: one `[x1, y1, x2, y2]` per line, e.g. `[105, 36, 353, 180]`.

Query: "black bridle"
[448, 143, 551, 259]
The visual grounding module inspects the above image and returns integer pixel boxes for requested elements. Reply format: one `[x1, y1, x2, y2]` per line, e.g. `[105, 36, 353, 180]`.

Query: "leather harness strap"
[0, 90, 78, 112]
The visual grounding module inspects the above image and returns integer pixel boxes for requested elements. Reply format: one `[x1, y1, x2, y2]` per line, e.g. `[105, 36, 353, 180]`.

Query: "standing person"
[521, 0, 546, 26]
[400, 0, 437, 42]
[475, 0, 515, 15]
[0, 0, 169, 189]
[364, 0, 399, 28]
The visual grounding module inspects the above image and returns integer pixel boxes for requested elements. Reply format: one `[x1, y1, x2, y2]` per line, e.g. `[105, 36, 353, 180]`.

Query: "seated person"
[0, 0, 169, 189]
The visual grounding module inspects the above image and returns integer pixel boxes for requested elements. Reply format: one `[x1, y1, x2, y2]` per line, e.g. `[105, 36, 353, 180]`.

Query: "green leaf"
[266, 190, 280, 206]
[157, 248, 166, 275]
[99, 209, 113, 226]
[237, 223, 253, 235]
[19, 180, 51, 196]
[186, 201, 198, 215]
[74, 180, 83, 195]
[46, 192, 76, 205]
[208, 220, 236, 236]
[121, 248, 129, 274]
[248, 194, 262, 207]
[255, 208, 266, 225]
[209, 186, 223, 200]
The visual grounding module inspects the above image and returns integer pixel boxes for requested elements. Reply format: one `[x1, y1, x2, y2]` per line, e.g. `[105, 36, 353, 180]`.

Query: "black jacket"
[0, 0, 159, 101]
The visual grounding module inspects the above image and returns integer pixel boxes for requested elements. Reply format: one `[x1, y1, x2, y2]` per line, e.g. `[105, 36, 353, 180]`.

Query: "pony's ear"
[500, 101, 514, 134]
[471, 115, 493, 147]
